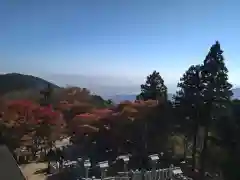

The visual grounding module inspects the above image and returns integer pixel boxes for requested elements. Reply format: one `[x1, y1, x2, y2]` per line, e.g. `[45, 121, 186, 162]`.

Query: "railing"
[49, 165, 192, 180]
[48, 154, 193, 180]
[107, 167, 191, 180]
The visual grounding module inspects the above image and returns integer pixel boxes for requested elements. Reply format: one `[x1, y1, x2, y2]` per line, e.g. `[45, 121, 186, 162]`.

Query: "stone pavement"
[20, 162, 48, 180]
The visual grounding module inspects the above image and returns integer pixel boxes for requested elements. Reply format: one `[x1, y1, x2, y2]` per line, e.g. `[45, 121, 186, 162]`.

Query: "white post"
[117, 155, 130, 178]
[169, 164, 174, 179]
[85, 167, 89, 179]
[148, 154, 159, 180]
[84, 159, 91, 179]
[99, 161, 109, 180]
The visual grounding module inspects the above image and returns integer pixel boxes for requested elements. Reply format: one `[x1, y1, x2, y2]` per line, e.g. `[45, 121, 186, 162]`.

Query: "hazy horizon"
[2, 72, 240, 97]
[9, 72, 177, 95]
[1, 0, 240, 94]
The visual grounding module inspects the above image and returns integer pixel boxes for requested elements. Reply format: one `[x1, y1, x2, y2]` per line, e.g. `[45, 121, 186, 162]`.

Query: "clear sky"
[1, 0, 240, 93]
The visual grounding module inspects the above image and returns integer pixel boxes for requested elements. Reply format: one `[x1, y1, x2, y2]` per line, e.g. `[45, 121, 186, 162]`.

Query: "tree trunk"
[144, 123, 148, 151]
[183, 136, 187, 159]
[192, 122, 198, 170]
[47, 161, 50, 174]
[200, 125, 209, 180]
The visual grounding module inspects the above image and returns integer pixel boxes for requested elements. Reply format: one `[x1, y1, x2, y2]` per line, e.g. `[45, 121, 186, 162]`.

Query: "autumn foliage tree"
[0, 100, 66, 156]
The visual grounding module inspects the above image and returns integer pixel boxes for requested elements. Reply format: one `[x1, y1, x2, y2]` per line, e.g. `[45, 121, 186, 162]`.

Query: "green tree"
[138, 71, 167, 101]
[214, 100, 240, 180]
[174, 64, 203, 169]
[199, 41, 232, 179]
[174, 41, 232, 177]
[104, 99, 114, 107]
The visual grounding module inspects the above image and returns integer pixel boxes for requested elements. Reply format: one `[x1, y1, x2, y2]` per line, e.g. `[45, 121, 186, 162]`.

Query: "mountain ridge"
[0, 73, 59, 95]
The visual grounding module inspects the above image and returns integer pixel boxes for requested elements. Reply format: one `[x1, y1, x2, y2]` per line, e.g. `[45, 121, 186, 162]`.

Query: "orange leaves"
[116, 100, 158, 111]
[131, 100, 158, 109]
[69, 102, 93, 115]
[69, 108, 114, 135]
[70, 113, 99, 135]
[54, 87, 92, 104]
[72, 108, 113, 124]
[141, 99, 159, 107]
[90, 108, 113, 118]
[56, 100, 71, 111]
[78, 124, 99, 133]
[116, 101, 133, 111]
[119, 106, 138, 120]
[112, 100, 158, 122]
[122, 106, 138, 113]
[91, 108, 113, 114]
[73, 113, 99, 124]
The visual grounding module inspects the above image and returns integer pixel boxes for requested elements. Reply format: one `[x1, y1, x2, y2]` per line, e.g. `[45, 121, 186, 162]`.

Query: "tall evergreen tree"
[200, 41, 233, 179]
[174, 64, 203, 169]
[136, 71, 169, 165]
[174, 41, 233, 176]
[138, 71, 167, 101]
[201, 41, 233, 117]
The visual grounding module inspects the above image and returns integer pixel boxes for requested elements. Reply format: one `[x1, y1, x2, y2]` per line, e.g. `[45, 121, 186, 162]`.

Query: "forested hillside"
[0, 73, 59, 95]
[0, 42, 240, 180]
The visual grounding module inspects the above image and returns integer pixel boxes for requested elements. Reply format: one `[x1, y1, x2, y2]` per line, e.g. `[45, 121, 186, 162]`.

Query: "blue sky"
[1, 0, 240, 93]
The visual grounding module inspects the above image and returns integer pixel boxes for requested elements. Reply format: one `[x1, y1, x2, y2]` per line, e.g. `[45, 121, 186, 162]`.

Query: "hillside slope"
[0, 73, 59, 94]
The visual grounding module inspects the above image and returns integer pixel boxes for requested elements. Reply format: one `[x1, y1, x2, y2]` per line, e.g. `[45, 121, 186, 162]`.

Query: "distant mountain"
[107, 94, 136, 104]
[108, 90, 240, 104]
[42, 74, 141, 96]
[232, 88, 240, 99]
[107, 93, 174, 104]
[0, 73, 59, 94]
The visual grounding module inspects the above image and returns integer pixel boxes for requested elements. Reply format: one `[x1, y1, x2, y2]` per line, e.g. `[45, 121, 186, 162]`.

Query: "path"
[20, 162, 48, 180]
